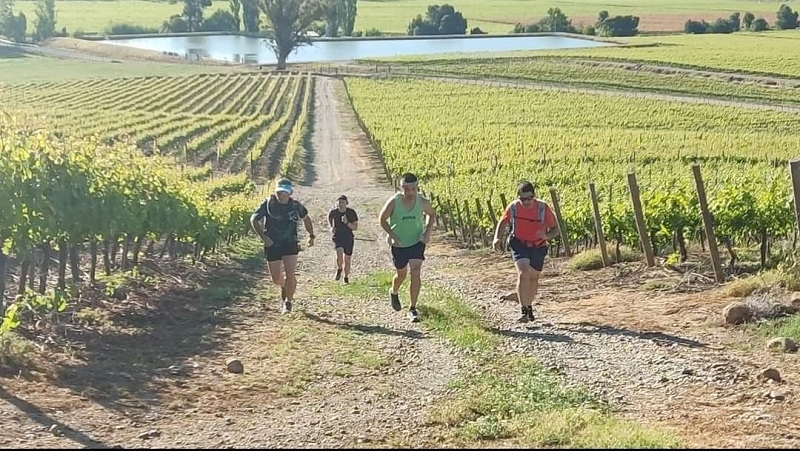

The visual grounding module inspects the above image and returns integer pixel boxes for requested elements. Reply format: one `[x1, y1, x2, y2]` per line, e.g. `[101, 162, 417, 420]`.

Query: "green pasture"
[9, 0, 790, 36]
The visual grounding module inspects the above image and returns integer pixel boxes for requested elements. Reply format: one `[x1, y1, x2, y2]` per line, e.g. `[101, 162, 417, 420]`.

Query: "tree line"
[684, 5, 798, 34]
[0, 0, 59, 43]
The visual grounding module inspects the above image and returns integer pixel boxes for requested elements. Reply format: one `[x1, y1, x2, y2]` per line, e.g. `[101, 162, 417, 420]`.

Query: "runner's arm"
[249, 214, 267, 241]
[421, 198, 437, 238]
[543, 206, 560, 241]
[249, 201, 269, 243]
[303, 215, 315, 238]
[378, 197, 399, 242]
[347, 210, 358, 231]
[327, 210, 336, 234]
[492, 206, 511, 242]
[297, 203, 315, 239]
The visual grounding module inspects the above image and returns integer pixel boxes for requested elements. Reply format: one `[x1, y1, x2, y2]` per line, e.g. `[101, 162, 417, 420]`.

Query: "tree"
[0, 0, 11, 18]
[776, 4, 798, 29]
[340, 0, 356, 36]
[200, 9, 238, 31]
[406, 4, 467, 35]
[259, 0, 323, 70]
[162, 14, 189, 32]
[751, 17, 769, 31]
[684, 19, 709, 34]
[539, 7, 574, 33]
[33, 0, 55, 41]
[241, 0, 260, 32]
[743, 12, 754, 29]
[229, 0, 241, 31]
[0, 0, 27, 43]
[321, 0, 342, 36]
[10, 12, 26, 41]
[182, 0, 212, 32]
[708, 17, 735, 33]
[729, 12, 740, 31]
[595, 11, 639, 37]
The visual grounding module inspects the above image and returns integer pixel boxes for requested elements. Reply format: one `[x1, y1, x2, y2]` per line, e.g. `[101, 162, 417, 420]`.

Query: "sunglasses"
[518, 195, 534, 201]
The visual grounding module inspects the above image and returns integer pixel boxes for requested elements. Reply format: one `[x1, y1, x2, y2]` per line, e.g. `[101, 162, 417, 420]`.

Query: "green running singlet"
[387, 192, 424, 248]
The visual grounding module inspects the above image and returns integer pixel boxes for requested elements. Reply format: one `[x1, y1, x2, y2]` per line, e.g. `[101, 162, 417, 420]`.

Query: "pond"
[101, 34, 615, 65]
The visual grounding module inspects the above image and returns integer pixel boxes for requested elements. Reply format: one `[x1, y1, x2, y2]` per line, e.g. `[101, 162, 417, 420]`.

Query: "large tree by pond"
[259, 0, 323, 70]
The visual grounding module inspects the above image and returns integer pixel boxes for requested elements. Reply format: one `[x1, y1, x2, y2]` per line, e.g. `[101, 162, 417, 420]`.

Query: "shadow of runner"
[0, 386, 110, 449]
[48, 242, 265, 413]
[558, 322, 707, 348]
[302, 312, 425, 339]
[488, 326, 576, 344]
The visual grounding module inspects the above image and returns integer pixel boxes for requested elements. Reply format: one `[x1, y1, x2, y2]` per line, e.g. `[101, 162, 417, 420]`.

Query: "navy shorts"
[391, 241, 426, 269]
[333, 235, 355, 255]
[509, 237, 548, 271]
[264, 242, 300, 262]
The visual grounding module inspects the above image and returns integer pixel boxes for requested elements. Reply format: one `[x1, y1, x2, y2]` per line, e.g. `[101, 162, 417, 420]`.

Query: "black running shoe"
[390, 291, 401, 311]
[408, 307, 420, 323]
[517, 306, 535, 323]
[334, 268, 342, 281]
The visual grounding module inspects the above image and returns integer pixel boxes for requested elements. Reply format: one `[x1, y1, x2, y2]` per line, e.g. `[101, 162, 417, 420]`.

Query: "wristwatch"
[309, 234, 315, 239]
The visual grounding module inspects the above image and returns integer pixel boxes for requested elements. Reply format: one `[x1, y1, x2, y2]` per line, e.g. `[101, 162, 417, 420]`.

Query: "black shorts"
[390, 241, 426, 269]
[264, 242, 300, 262]
[509, 237, 547, 271]
[333, 235, 355, 255]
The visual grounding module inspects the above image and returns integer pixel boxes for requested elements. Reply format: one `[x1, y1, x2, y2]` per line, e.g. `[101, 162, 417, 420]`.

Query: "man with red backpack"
[492, 181, 560, 323]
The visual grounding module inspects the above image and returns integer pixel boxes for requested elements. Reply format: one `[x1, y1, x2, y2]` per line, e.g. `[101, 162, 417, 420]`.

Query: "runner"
[328, 195, 359, 284]
[378, 172, 437, 323]
[249, 178, 315, 314]
[492, 180, 559, 323]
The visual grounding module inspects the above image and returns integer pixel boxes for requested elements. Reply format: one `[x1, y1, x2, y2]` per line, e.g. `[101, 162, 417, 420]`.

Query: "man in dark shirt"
[249, 178, 315, 314]
[327, 195, 358, 283]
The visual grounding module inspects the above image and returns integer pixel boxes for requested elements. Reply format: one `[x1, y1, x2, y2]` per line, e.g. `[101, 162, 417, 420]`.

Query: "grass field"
[10, 0, 790, 36]
[367, 31, 800, 78]
[0, 46, 231, 84]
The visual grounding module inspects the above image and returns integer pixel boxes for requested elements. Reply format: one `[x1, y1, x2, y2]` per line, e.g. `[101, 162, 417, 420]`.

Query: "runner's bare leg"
[335, 247, 344, 271]
[408, 259, 423, 308]
[528, 269, 541, 305]
[344, 254, 352, 278]
[268, 260, 284, 287]
[514, 259, 532, 308]
[392, 265, 407, 295]
[282, 255, 298, 301]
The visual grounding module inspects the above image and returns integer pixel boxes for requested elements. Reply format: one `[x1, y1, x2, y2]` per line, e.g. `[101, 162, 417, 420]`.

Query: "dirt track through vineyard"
[2, 65, 800, 447]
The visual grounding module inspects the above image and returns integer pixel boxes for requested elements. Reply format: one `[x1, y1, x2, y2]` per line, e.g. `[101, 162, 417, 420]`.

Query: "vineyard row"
[343, 77, 800, 269]
[0, 73, 318, 316]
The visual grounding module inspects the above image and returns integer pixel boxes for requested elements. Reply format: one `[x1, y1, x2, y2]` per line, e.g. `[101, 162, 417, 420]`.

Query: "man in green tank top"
[379, 172, 437, 322]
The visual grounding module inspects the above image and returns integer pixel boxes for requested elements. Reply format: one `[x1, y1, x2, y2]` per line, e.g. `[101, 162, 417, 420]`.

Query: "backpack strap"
[509, 201, 518, 236]
[537, 200, 546, 223]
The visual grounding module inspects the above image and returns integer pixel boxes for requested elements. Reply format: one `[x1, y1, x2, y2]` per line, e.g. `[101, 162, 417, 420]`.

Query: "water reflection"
[103, 34, 614, 65]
